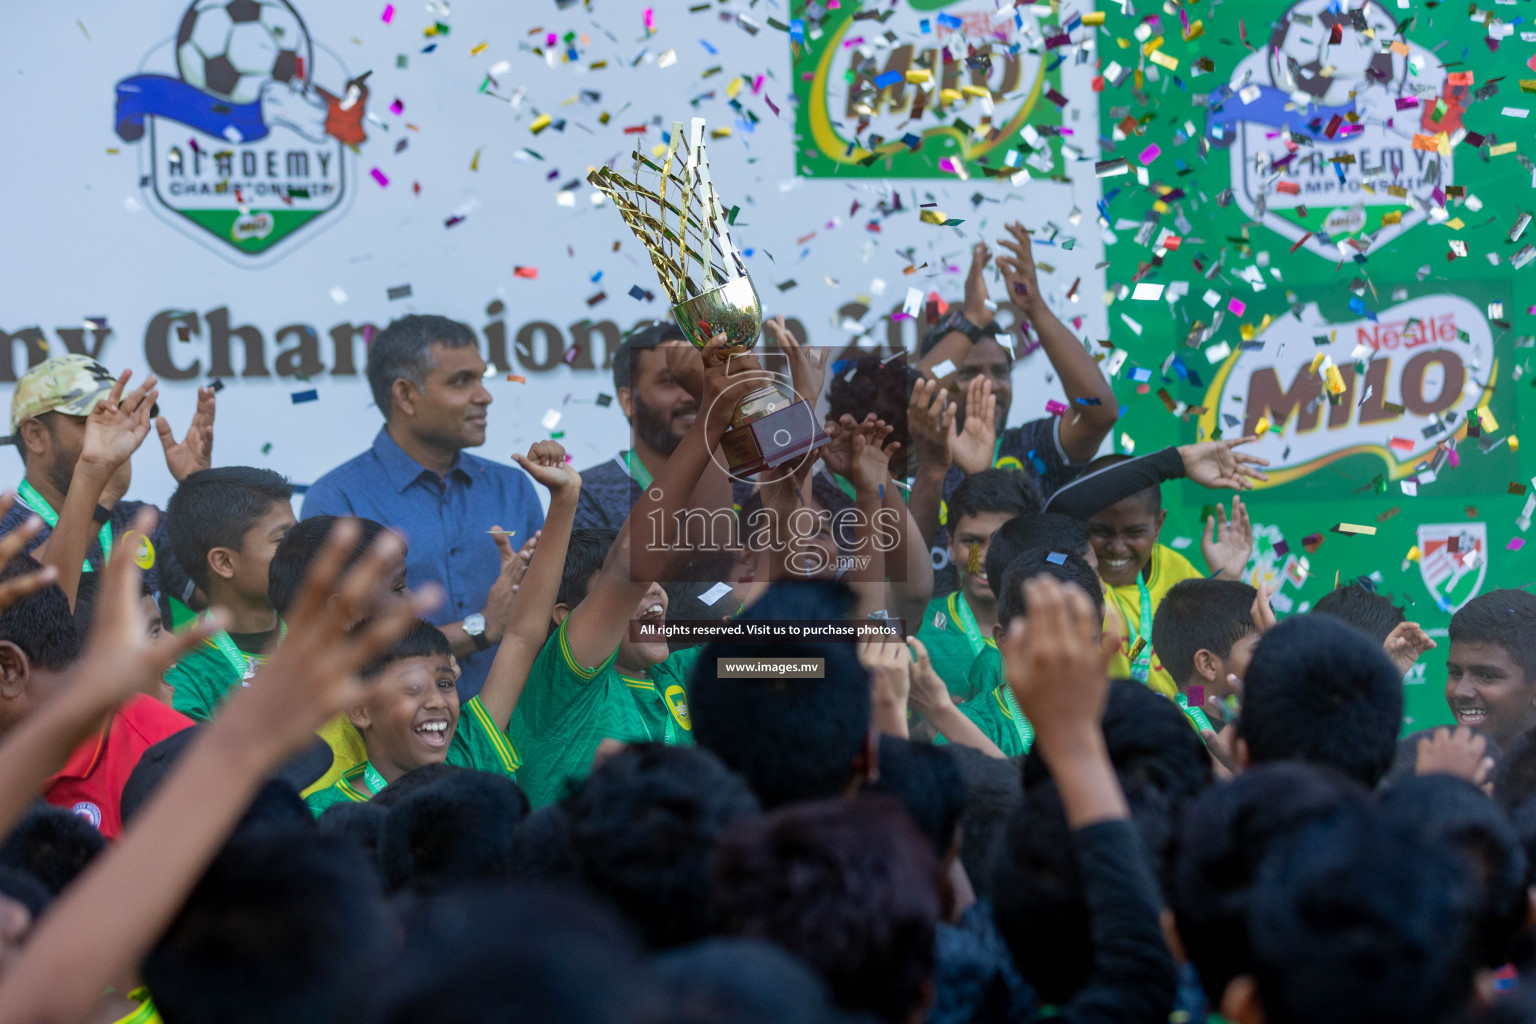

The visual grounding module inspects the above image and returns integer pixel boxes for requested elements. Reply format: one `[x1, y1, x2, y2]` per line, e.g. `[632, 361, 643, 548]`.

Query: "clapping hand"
[1202, 496, 1253, 580]
[157, 385, 216, 482]
[948, 376, 997, 475]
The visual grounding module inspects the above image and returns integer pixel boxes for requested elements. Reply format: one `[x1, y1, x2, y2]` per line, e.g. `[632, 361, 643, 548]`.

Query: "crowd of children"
[0, 228, 1529, 1024]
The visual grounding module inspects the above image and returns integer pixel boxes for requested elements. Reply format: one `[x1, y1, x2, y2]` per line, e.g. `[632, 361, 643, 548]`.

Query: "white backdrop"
[0, 0, 1108, 508]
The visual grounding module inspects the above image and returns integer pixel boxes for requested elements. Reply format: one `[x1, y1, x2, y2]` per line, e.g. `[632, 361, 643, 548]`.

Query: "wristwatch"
[462, 612, 491, 652]
[942, 310, 990, 343]
[92, 504, 112, 525]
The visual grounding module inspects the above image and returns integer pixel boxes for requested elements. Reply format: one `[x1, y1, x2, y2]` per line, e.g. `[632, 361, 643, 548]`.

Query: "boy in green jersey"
[508, 336, 765, 807]
[163, 467, 296, 721]
[956, 548, 1105, 757]
[913, 469, 1039, 701]
[1150, 578, 1261, 737]
[308, 441, 580, 814]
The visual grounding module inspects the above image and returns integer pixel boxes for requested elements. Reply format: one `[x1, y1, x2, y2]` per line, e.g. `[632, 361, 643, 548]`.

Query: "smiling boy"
[1445, 589, 1536, 747]
[304, 621, 520, 815]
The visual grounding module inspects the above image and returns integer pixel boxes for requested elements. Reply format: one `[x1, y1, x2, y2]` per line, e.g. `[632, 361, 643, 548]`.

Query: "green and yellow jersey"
[1105, 544, 1204, 699]
[505, 620, 697, 808]
[914, 591, 994, 702]
[304, 695, 520, 816]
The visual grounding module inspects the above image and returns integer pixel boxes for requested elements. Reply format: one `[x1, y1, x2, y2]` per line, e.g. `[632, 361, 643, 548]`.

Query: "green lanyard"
[206, 618, 286, 683]
[1175, 692, 1214, 734]
[17, 480, 112, 572]
[1109, 573, 1154, 684]
[948, 591, 989, 658]
[1000, 685, 1035, 753]
[622, 450, 654, 491]
[363, 761, 389, 797]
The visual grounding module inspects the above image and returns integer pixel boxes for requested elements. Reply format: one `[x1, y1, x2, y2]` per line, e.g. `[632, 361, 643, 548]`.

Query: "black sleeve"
[1053, 820, 1179, 1024]
[1042, 447, 1186, 521]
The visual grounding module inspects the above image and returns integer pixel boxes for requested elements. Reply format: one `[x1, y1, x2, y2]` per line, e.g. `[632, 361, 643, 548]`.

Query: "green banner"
[1097, 0, 1535, 731]
[790, 0, 1067, 179]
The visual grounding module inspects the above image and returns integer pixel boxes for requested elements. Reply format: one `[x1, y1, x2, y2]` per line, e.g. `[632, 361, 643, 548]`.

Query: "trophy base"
[720, 399, 830, 476]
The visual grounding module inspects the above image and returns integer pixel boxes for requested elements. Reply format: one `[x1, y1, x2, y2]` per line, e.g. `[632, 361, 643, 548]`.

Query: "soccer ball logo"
[1266, 1, 1403, 114]
[176, 0, 312, 106]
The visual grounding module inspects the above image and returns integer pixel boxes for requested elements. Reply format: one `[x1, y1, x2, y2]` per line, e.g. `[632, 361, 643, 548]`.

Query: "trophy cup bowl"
[672, 274, 830, 477]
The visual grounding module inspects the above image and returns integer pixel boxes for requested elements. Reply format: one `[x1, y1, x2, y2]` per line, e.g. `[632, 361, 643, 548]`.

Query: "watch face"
[464, 613, 485, 636]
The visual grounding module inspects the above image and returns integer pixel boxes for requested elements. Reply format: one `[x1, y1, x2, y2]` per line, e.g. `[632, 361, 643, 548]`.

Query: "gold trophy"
[588, 117, 828, 476]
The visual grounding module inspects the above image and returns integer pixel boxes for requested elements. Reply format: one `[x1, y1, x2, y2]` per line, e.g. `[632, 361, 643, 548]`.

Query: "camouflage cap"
[10, 355, 117, 432]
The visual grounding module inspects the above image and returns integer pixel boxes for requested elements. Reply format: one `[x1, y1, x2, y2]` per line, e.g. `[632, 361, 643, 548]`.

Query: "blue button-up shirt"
[300, 428, 545, 698]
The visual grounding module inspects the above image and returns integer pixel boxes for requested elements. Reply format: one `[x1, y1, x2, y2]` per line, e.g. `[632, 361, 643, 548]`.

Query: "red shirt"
[44, 695, 192, 840]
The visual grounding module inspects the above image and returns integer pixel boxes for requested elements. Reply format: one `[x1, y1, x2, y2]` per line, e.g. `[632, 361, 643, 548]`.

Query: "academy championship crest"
[1206, 0, 1449, 261]
[1417, 522, 1488, 613]
[113, 0, 367, 264]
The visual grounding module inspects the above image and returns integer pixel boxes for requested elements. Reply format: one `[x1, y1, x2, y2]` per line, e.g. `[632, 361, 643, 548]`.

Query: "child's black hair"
[947, 469, 1043, 537]
[315, 801, 387, 866]
[945, 744, 1022, 901]
[709, 795, 941, 1024]
[165, 466, 293, 592]
[378, 770, 529, 893]
[371, 884, 660, 1024]
[1237, 614, 1404, 788]
[557, 528, 621, 615]
[1170, 763, 1369, 1006]
[654, 938, 841, 1024]
[0, 555, 80, 672]
[1451, 589, 1536, 681]
[565, 743, 760, 950]
[509, 802, 577, 883]
[1379, 773, 1529, 967]
[268, 515, 391, 615]
[997, 548, 1104, 629]
[690, 583, 871, 809]
[142, 830, 388, 1024]
[825, 355, 919, 443]
[1151, 578, 1260, 690]
[1026, 678, 1213, 829]
[868, 736, 966, 859]
[990, 771, 1174, 1006]
[0, 804, 104, 895]
[0, 865, 50, 921]
[1246, 808, 1478, 1024]
[985, 513, 1091, 597]
[1310, 582, 1407, 645]
[368, 762, 468, 809]
[358, 618, 452, 679]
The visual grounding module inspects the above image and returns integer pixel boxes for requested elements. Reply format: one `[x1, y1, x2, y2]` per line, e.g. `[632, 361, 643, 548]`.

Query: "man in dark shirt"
[573, 324, 699, 531]
[0, 355, 212, 617]
[301, 314, 543, 699]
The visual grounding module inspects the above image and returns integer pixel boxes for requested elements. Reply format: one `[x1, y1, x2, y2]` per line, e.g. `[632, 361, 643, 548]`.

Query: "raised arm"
[0, 522, 436, 1024]
[1003, 577, 1178, 1024]
[916, 242, 993, 381]
[563, 336, 762, 671]
[905, 377, 953, 548]
[996, 223, 1118, 462]
[42, 370, 157, 609]
[1043, 438, 1270, 520]
[477, 441, 582, 730]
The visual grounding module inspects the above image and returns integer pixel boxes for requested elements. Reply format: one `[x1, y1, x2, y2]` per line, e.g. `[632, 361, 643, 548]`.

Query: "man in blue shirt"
[301, 314, 544, 698]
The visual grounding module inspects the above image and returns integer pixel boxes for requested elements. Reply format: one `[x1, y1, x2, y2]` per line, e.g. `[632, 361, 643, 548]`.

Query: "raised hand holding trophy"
[588, 117, 828, 476]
